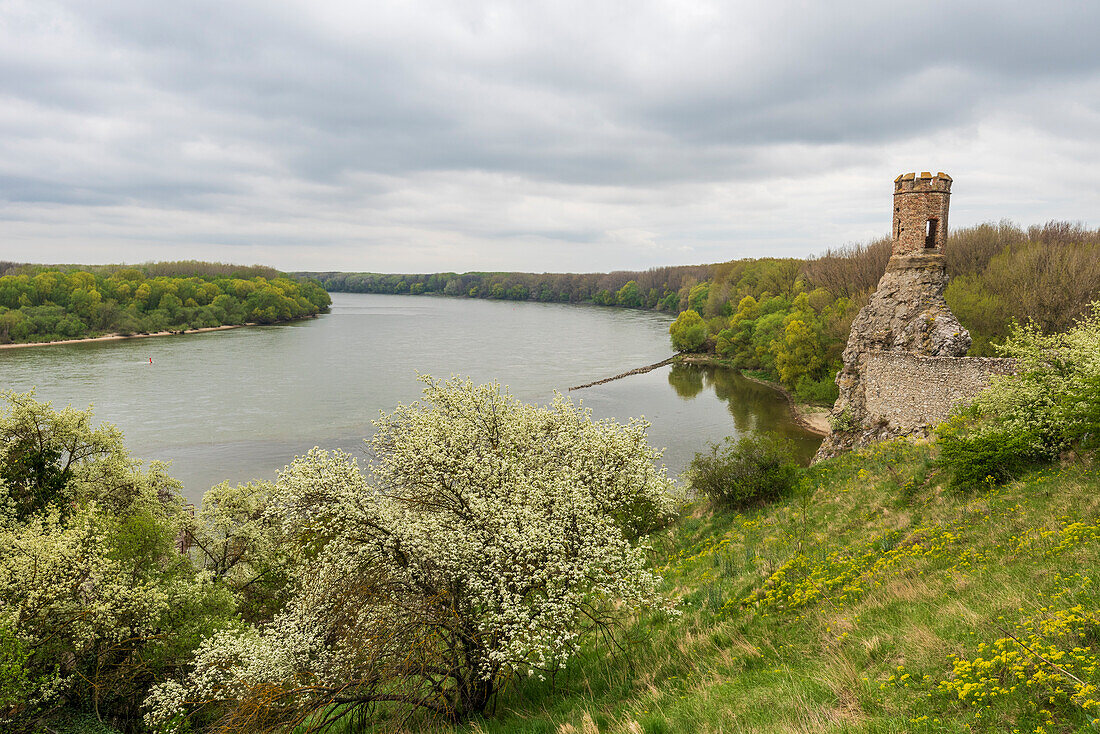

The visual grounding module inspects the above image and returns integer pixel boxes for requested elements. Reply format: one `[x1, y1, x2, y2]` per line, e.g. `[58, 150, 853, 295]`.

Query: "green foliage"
[669, 309, 708, 352]
[658, 290, 679, 312]
[792, 372, 839, 404]
[688, 433, 801, 508]
[828, 407, 855, 433]
[0, 265, 330, 344]
[0, 391, 125, 521]
[616, 279, 642, 308]
[773, 318, 825, 386]
[687, 283, 710, 313]
[943, 275, 1008, 355]
[593, 288, 615, 306]
[944, 226, 1100, 355]
[934, 425, 1040, 490]
[0, 392, 235, 732]
[709, 278, 848, 393]
[185, 480, 294, 623]
[0, 624, 33, 714]
[935, 302, 1100, 489]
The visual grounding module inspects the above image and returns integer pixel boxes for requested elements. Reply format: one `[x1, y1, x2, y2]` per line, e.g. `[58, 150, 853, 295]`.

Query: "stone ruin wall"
[815, 171, 1020, 459]
[861, 352, 1017, 433]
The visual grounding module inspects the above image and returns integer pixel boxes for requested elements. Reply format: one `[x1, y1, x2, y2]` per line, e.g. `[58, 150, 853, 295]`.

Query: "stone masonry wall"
[892, 173, 951, 256]
[862, 352, 1017, 432]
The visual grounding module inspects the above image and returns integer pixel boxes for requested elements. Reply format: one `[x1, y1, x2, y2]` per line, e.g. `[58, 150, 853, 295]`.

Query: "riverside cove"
[2, 292, 821, 501]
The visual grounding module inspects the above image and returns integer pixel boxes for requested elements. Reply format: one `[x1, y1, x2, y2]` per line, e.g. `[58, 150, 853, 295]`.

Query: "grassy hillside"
[428, 442, 1100, 734]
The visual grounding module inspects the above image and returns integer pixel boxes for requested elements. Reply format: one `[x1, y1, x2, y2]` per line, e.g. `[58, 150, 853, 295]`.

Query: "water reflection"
[667, 363, 705, 399]
[668, 363, 820, 464]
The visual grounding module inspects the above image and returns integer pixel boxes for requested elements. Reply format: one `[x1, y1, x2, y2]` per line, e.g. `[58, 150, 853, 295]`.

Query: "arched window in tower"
[925, 218, 938, 248]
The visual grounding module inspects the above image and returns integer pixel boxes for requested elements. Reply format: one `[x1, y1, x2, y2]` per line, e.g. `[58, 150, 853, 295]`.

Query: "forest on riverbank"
[303, 220, 1100, 405]
[0, 261, 331, 344]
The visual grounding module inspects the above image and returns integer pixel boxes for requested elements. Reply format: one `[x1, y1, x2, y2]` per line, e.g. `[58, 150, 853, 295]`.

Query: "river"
[1, 292, 821, 502]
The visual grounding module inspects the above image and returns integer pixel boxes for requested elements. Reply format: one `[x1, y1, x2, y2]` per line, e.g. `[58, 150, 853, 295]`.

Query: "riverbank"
[676, 354, 832, 436]
[0, 323, 257, 349]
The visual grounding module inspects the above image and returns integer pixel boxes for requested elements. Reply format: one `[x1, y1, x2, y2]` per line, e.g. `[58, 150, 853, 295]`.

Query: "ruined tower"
[892, 172, 952, 256]
[815, 172, 971, 459]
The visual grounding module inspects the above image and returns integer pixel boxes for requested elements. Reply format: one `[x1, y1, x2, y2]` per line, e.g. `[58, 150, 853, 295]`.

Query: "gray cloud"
[1, 0, 1098, 271]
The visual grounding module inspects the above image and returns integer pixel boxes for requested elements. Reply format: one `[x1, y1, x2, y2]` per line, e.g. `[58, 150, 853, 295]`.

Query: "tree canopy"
[0, 264, 330, 344]
[0, 391, 235, 732]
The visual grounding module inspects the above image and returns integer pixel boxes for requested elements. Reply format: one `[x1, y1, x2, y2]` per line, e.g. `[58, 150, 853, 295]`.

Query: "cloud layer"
[2, 0, 1098, 271]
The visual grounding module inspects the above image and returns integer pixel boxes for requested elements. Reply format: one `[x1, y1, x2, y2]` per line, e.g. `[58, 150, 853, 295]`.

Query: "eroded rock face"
[815, 253, 970, 459]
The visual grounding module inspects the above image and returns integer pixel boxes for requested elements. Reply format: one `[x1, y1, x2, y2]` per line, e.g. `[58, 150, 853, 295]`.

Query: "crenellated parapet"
[893, 171, 952, 194]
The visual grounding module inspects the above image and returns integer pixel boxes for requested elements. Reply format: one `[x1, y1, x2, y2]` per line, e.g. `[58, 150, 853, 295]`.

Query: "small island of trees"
[0, 261, 331, 345]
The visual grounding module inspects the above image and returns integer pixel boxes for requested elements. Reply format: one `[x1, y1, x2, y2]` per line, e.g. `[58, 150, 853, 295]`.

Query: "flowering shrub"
[976, 302, 1100, 453]
[147, 377, 681, 731]
[936, 302, 1100, 489]
[0, 392, 233, 732]
[184, 480, 295, 623]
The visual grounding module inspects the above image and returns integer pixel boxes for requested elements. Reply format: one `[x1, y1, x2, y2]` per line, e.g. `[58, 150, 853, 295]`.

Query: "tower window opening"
[925, 219, 938, 248]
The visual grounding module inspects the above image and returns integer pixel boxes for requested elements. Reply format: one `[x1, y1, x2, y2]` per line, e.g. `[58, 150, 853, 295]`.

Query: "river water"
[1, 292, 821, 502]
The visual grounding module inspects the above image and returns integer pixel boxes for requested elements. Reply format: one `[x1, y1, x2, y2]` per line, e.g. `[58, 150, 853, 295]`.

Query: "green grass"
[369, 440, 1100, 734]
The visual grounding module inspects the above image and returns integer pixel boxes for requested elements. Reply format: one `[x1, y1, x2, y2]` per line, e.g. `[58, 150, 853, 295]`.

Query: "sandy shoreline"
[0, 323, 255, 350]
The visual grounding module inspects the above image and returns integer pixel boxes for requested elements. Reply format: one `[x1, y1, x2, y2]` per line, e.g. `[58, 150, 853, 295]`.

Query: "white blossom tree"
[148, 376, 681, 731]
[183, 479, 297, 623]
[0, 391, 233, 732]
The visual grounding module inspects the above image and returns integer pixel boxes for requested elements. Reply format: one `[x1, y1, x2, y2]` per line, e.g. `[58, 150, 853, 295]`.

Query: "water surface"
[1, 293, 820, 501]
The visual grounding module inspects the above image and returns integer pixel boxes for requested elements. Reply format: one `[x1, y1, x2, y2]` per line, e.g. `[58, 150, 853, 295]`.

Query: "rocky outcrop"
[814, 172, 1020, 460]
[815, 252, 970, 459]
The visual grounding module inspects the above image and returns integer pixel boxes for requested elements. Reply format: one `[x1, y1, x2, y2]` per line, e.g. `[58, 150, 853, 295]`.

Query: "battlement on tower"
[894, 172, 952, 195]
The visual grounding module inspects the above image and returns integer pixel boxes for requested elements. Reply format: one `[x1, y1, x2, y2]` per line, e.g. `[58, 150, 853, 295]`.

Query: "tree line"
[299, 264, 714, 310]
[309, 220, 1097, 406]
[670, 220, 1099, 403]
[0, 262, 331, 344]
[303, 221, 1100, 404]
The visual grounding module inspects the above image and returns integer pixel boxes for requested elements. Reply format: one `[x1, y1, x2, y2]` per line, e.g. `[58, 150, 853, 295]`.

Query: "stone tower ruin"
[815, 172, 1003, 460]
[892, 171, 951, 256]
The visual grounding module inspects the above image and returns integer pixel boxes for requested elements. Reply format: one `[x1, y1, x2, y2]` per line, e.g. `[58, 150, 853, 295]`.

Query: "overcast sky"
[1, 1, 1098, 273]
